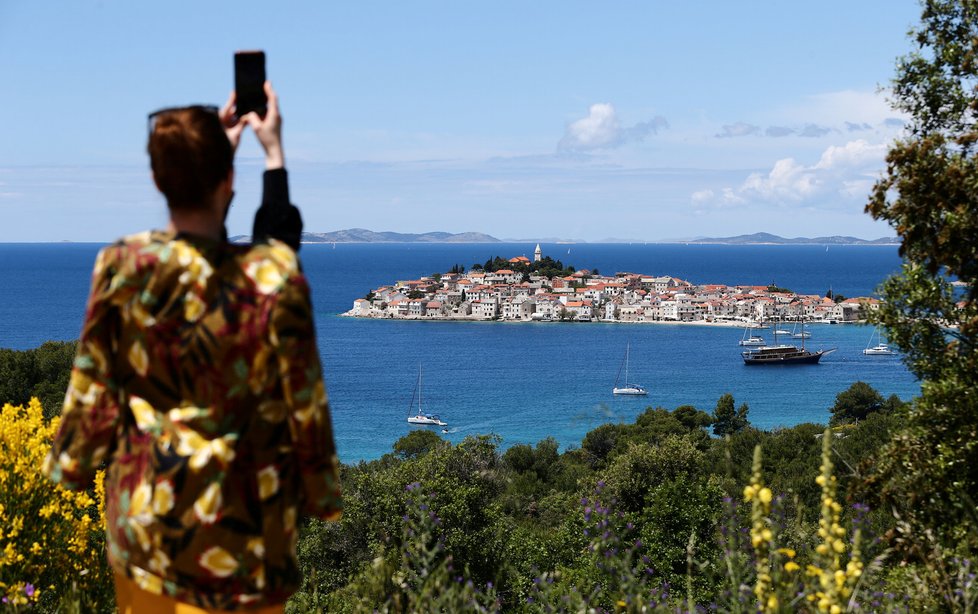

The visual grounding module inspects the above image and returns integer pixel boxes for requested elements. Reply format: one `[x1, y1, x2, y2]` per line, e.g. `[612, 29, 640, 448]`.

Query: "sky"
[0, 1, 924, 242]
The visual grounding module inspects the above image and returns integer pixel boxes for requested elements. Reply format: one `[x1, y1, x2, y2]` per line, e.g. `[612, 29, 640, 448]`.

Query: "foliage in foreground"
[864, 0, 978, 556]
[0, 376, 973, 613]
[0, 399, 111, 611]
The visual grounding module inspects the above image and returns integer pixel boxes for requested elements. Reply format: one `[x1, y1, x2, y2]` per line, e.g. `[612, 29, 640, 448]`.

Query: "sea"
[0, 242, 919, 463]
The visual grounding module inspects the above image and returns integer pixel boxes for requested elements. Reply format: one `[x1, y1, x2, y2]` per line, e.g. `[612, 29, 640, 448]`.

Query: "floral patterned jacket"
[44, 173, 341, 609]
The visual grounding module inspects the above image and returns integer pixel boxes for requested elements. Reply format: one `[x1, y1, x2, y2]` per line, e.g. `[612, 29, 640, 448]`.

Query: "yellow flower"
[184, 292, 206, 322]
[152, 480, 175, 515]
[149, 549, 171, 576]
[128, 340, 149, 377]
[167, 405, 207, 424]
[199, 546, 238, 578]
[247, 537, 265, 559]
[194, 482, 223, 524]
[758, 487, 772, 504]
[132, 566, 164, 594]
[257, 465, 280, 501]
[246, 259, 285, 295]
[743, 485, 756, 501]
[784, 561, 800, 573]
[129, 396, 158, 432]
[187, 435, 237, 471]
[776, 547, 796, 558]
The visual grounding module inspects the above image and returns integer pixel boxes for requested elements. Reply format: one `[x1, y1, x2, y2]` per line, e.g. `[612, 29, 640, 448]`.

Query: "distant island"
[227, 229, 899, 245]
[681, 232, 899, 246]
[229, 228, 501, 244]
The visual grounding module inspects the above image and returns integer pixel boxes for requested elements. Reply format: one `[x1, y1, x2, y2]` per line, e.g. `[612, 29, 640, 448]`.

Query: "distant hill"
[684, 232, 900, 245]
[229, 228, 501, 244]
[225, 229, 900, 246]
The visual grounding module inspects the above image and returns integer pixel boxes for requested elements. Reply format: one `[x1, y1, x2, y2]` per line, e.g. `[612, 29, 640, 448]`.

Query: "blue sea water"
[0, 242, 919, 462]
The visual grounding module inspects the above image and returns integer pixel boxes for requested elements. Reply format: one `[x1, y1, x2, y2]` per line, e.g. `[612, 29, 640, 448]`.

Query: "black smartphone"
[234, 50, 267, 117]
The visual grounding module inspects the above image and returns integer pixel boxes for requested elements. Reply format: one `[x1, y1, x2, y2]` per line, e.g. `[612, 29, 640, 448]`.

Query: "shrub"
[0, 399, 111, 610]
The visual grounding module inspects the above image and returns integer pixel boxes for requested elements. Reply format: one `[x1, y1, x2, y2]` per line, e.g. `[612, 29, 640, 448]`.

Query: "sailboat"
[406, 363, 447, 426]
[613, 342, 647, 395]
[739, 323, 766, 347]
[773, 322, 792, 336]
[791, 319, 812, 339]
[863, 326, 896, 355]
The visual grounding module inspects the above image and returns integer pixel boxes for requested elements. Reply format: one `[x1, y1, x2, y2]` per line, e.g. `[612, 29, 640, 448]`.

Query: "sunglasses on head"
[147, 105, 219, 133]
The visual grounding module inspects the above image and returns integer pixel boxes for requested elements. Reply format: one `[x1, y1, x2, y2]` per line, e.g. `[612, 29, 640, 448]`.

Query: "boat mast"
[624, 343, 629, 385]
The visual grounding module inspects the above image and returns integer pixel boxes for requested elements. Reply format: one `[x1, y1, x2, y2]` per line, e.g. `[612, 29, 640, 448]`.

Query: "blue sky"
[0, 1, 921, 242]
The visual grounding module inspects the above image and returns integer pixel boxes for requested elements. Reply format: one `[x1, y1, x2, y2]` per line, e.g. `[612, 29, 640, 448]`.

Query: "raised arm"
[220, 82, 303, 250]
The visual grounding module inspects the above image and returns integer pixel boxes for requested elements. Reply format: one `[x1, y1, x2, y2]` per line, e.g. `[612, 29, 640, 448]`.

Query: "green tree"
[829, 381, 886, 425]
[393, 430, 446, 459]
[712, 393, 749, 437]
[863, 0, 978, 554]
[0, 341, 76, 420]
[672, 404, 712, 431]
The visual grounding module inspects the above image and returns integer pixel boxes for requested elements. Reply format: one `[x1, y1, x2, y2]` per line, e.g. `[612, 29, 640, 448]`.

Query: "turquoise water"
[0, 242, 918, 462]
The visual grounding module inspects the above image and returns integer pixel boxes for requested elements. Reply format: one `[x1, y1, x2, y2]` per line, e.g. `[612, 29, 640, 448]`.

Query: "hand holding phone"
[234, 50, 267, 118]
[246, 82, 284, 170]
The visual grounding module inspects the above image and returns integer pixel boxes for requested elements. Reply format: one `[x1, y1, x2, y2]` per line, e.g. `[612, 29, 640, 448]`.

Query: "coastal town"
[344, 245, 879, 324]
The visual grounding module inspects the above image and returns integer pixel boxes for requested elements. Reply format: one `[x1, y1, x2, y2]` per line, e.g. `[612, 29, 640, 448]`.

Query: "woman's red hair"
[148, 108, 232, 209]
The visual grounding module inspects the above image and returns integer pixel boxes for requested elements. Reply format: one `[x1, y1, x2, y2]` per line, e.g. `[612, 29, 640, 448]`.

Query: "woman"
[45, 83, 341, 613]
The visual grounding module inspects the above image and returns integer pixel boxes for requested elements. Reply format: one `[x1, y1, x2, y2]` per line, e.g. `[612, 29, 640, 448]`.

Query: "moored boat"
[407, 363, 448, 426]
[613, 342, 647, 395]
[742, 345, 835, 365]
[739, 323, 766, 346]
[863, 326, 896, 355]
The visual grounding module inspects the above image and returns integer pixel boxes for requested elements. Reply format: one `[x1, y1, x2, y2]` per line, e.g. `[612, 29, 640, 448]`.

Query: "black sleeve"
[252, 168, 303, 251]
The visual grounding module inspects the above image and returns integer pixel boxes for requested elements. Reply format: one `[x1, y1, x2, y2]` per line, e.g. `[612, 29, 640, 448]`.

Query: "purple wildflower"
[24, 584, 34, 597]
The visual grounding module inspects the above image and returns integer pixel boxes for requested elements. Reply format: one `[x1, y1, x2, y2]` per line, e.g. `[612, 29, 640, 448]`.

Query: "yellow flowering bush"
[805, 429, 863, 613]
[743, 445, 802, 613]
[0, 398, 108, 607]
[744, 445, 775, 611]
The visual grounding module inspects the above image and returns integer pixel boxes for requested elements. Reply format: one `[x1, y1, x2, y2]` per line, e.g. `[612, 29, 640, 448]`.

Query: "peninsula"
[344, 246, 877, 324]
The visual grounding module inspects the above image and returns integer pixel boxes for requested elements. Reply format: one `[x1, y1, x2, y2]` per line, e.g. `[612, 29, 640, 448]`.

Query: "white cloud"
[558, 103, 667, 151]
[692, 138, 888, 209]
[814, 139, 888, 171]
[691, 189, 714, 204]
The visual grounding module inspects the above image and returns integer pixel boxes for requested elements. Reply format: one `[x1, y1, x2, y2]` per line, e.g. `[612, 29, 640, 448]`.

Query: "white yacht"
[739, 324, 766, 347]
[863, 326, 896, 356]
[613, 342, 647, 395]
[406, 363, 448, 426]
